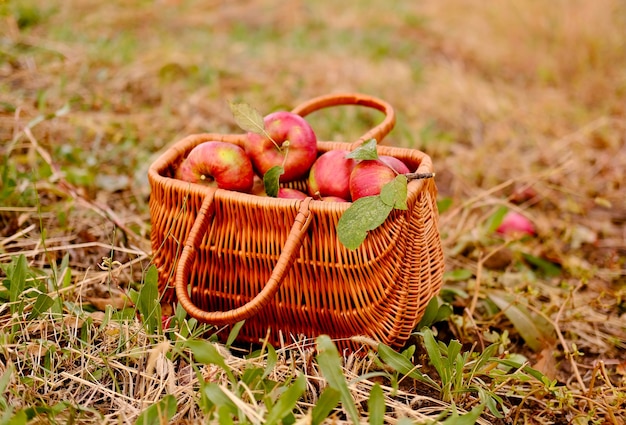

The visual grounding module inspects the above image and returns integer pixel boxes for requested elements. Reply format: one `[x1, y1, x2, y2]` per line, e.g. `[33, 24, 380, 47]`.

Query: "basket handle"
[175, 193, 314, 325]
[291, 92, 396, 148]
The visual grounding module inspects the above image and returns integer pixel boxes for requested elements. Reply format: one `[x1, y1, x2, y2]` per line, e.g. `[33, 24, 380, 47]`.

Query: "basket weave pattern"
[148, 94, 444, 350]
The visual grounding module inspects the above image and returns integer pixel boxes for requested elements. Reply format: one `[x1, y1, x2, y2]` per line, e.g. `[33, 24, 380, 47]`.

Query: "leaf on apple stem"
[345, 139, 379, 161]
[264, 165, 284, 197]
[338, 177, 410, 249]
[337, 196, 393, 250]
[229, 101, 266, 134]
[380, 175, 408, 210]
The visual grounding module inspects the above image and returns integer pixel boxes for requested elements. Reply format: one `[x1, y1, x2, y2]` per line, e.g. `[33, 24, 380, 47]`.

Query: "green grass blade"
[203, 383, 237, 416]
[311, 387, 341, 425]
[492, 359, 548, 382]
[484, 206, 508, 234]
[265, 373, 306, 425]
[26, 293, 54, 321]
[488, 291, 554, 352]
[0, 365, 13, 396]
[217, 405, 235, 425]
[8, 255, 27, 314]
[262, 344, 277, 380]
[134, 394, 177, 425]
[137, 265, 161, 334]
[377, 343, 439, 389]
[420, 329, 447, 383]
[226, 320, 245, 348]
[446, 340, 462, 370]
[186, 340, 236, 383]
[315, 336, 360, 425]
[440, 403, 485, 425]
[368, 383, 385, 425]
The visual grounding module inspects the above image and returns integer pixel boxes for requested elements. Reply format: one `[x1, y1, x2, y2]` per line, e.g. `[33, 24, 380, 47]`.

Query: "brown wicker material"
[148, 93, 444, 351]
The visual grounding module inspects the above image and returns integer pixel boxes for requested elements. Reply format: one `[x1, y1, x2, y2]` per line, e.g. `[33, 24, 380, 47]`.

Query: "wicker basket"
[148, 93, 444, 351]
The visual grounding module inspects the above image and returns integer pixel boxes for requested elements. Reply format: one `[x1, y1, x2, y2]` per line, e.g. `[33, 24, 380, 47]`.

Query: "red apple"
[349, 160, 398, 201]
[277, 188, 309, 199]
[177, 141, 254, 193]
[322, 196, 349, 203]
[307, 149, 356, 200]
[379, 155, 410, 174]
[251, 174, 267, 196]
[496, 211, 535, 237]
[245, 111, 317, 182]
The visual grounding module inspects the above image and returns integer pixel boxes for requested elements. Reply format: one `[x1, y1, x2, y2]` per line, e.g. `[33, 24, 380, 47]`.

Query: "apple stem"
[281, 144, 290, 168]
[405, 172, 436, 181]
[260, 128, 283, 150]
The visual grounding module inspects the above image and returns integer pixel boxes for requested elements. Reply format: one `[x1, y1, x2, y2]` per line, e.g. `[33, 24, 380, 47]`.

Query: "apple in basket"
[349, 159, 402, 201]
[176, 141, 255, 193]
[277, 187, 309, 200]
[322, 196, 349, 202]
[307, 149, 356, 201]
[244, 111, 318, 182]
[379, 155, 410, 174]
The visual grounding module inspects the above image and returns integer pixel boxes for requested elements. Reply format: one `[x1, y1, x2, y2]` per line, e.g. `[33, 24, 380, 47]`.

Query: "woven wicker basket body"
[148, 94, 444, 351]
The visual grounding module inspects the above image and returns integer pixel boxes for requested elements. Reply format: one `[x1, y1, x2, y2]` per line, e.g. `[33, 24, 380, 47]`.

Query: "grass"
[1, 0, 625, 423]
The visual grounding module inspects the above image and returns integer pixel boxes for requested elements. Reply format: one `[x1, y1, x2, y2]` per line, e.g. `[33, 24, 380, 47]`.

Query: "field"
[1, 0, 625, 423]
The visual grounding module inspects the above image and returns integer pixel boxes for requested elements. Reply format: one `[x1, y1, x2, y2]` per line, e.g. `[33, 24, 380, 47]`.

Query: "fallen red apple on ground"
[496, 211, 536, 236]
[308, 149, 356, 200]
[349, 159, 398, 201]
[176, 141, 254, 193]
[245, 111, 318, 182]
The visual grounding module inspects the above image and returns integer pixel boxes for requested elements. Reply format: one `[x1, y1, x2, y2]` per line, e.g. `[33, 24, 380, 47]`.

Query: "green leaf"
[380, 175, 408, 210]
[488, 291, 555, 352]
[492, 358, 547, 382]
[485, 206, 508, 234]
[0, 365, 13, 394]
[186, 339, 236, 382]
[311, 387, 340, 425]
[229, 101, 266, 134]
[263, 166, 284, 197]
[226, 320, 245, 348]
[134, 265, 161, 334]
[443, 269, 473, 282]
[421, 328, 446, 382]
[440, 403, 485, 425]
[479, 388, 505, 419]
[265, 374, 306, 425]
[217, 405, 235, 425]
[26, 293, 54, 321]
[368, 383, 385, 425]
[203, 383, 237, 414]
[262, 344, 277, 379]
[8, 255, 28, 311]
[315, 336, 360, 425]
[337, 196, 393, 250]
[417, 297, 453, 329]
[437, 197, 453, 214]
[6, 410, 28, 425]
[521, 253, 562, 277]
[134, 394, 177, 425]
[346, 138, 379, 160]
[377, 343, 439, 389]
